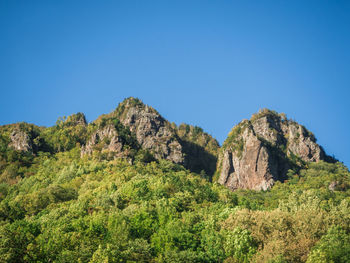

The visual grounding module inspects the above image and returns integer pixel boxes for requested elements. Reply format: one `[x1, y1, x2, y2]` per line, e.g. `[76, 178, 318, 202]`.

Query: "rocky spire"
[113, 97, 184, 164]
[9, 129, 33, 152]
[218, 109, 326, 191]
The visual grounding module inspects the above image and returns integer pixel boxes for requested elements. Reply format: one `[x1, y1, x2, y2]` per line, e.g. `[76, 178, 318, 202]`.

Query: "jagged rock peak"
[80, 97, 219, 176]
[113, 97, 184, 164]
[9, 129, 33, 152]
[218, 108, 326, 191]
[5, 123, 42, 153]
[80, 112, 141, 161]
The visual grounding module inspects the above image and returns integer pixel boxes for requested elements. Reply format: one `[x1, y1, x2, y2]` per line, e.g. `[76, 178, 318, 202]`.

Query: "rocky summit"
[1, 97, 349, 263]
[217, 109, 330, 191]
[112, 97, 219, 177]
[113, 98, 184, 164]
[1, 99, 335, 191]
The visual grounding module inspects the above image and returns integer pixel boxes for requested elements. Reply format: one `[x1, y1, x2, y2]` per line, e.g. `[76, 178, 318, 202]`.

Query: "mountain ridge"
[0, 97, 349, 263]
[0, 97, 338, 191]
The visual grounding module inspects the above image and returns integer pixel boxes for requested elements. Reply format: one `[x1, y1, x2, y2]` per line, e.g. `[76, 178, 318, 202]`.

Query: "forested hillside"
[0, 98, 349, 262]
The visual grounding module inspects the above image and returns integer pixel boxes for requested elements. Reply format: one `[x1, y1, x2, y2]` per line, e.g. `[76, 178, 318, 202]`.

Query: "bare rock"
[9, 129, 33, 152]
[115, 98, 184, 164]
[284, 123, 324, 162]
[81, 124, 123, 157]
[218, 109, 326, 191]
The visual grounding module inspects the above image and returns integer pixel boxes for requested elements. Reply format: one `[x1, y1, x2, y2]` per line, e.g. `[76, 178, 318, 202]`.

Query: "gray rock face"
[116, 98, 184, 164]
[283, 124, 324, 162]
[81, 124, 123, 157]
[218, 109, 325, 191]
[9, 130, 32, 152]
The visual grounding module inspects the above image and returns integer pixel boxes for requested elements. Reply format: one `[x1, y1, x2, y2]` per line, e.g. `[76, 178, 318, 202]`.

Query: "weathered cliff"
[218, 109, 326, 191]
[111, 98, 220, 177]
[113, 98, 184, 164]
[81, 124, 124, 157]
[9, 129, 33, 152]
[77, 98, 219, 175]
[6, 123, 43, 153]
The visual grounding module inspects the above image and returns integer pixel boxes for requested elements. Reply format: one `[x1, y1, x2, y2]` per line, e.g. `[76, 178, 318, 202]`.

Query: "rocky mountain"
[111, 97, 219, 177]
[2, 123, 43, 154]
[1, 98, 219, 178]
[1, 100, 335, 191]
[217, 109, 331, 191]
[81, 124, 129, 159]
[0, 99, 348, 263]
[111, 98, 184, 164]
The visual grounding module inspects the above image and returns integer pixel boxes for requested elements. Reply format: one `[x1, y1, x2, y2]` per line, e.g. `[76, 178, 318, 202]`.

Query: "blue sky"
[1, 0, 349, 166]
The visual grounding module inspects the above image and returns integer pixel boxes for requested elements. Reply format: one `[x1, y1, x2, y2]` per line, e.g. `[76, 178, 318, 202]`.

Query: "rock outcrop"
[114, 98, 184, 164]
[112, 98, 221, 177]
[81, 124, 124, 157]
[9, 129, 33, 152]
[1, 98, 337, 191]
[218, 109, 326, 191]
[79, 98, 219, 175]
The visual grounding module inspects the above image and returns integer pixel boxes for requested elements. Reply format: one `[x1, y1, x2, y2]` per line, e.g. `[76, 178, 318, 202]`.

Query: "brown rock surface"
[9, 129, 33, 152]
[218, 109, 326, 190]
[81, 98, 219, 176]
[114, 98, 184, 164]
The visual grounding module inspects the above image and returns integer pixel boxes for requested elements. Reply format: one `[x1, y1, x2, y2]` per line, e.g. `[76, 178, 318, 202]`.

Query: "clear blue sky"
[1, 0, 349, 166]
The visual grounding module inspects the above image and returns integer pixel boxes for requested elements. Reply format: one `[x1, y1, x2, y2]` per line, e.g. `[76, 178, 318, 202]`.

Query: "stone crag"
[114, 98, 184, 164]
[81, 124, 124, 157]
[3, 98, 334, 192]
[112, 98, 219, 177]
[218, 109, 327, 191]
[9, 129, 33, 153]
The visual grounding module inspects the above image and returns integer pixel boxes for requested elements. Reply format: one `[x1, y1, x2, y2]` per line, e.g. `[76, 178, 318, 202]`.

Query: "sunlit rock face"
[218, 109, 326, 191]
[115, 97, 184, 164]
[9, 129, 33, 153]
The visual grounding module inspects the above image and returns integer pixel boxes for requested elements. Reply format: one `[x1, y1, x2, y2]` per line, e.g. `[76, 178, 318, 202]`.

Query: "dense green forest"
[0, 103, 349, 263]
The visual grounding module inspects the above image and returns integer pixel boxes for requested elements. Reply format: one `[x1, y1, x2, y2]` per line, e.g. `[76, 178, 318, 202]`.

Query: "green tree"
[306, 226, 350, 263]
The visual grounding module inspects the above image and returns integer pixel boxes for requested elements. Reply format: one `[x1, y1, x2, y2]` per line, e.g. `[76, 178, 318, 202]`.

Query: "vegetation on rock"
[0, 99, 349, 262]
[218, 108, 332, 191]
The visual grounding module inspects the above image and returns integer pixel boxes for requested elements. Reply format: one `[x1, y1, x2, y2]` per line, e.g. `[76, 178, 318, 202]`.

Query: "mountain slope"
[176, 123, 219, 179]
[0, 99, 349, 263]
